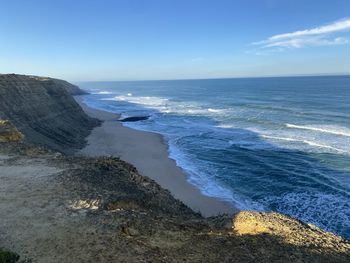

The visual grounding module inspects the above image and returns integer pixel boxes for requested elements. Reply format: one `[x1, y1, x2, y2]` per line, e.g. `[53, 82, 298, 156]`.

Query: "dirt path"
[1, 154, 71, 261]
[0, 154, 118, 262]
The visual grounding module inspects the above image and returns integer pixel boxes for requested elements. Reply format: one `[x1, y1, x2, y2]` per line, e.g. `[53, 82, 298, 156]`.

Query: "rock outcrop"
[0, 74, 100, 154]
[0, 120, 24, 142]
[120, 116, 150, 122]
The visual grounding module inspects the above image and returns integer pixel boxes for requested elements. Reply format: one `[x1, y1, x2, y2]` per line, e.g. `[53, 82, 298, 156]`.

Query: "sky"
[1, 0, 350, 81]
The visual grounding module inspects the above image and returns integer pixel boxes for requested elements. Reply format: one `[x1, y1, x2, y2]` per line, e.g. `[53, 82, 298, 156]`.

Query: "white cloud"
[252, 18, 350, 52]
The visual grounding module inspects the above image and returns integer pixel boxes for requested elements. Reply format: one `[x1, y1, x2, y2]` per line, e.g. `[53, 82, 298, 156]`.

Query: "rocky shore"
[0, 74, 349, 262]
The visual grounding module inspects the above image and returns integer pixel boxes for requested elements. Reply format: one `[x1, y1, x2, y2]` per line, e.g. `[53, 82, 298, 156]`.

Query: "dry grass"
[0, 120, 24, 142]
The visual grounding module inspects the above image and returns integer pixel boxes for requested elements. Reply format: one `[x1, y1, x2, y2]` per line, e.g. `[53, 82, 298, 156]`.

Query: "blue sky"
[1, 0, 350, 81]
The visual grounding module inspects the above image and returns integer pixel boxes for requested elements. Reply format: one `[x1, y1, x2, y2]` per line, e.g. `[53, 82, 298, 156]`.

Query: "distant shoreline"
[75, 96, 237, 217]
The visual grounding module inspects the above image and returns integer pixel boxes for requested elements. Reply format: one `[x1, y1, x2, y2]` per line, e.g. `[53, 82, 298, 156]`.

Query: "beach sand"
[76, 96, 237, 217]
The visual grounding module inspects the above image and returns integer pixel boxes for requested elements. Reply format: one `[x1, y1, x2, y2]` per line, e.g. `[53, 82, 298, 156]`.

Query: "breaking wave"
[286, 123, 350, 137]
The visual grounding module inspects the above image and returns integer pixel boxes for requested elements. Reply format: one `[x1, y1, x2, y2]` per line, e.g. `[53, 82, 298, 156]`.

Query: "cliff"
[0, 74, 100, 154]
[0, 142, 349, 262]
[0, 74, 349, 262]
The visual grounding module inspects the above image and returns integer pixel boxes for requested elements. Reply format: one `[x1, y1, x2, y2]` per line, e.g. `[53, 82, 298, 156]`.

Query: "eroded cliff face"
[0, 74, 100, 154]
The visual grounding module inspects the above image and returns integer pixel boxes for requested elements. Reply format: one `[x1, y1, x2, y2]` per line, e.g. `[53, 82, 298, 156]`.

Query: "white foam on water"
[261, 192, 350, 238]
[160, 105, 227, 117]
[208, 108, 224, 113]
[104, 95, 169, 111]
[185, 108, 225, 115]
[92, 91, 114, 95]
[104, 94, 228, 117]
[167, 138, 256, 210]
[303, 140, 347, 153]
[260, 135, 348, 154]
[217, 124, 235, 129]
[286, 123, 350, 137]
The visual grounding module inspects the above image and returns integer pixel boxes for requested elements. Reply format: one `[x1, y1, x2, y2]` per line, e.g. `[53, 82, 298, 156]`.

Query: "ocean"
[79, 76, 350, 239]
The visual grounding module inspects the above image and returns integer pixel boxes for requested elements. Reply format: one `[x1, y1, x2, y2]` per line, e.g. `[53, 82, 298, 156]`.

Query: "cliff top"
[0, 142, 349, 262]
[0, 73, 87, 95]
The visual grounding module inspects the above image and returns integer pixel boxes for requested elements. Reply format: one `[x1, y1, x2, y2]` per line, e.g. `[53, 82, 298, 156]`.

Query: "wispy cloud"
[252, 18, 350, 53]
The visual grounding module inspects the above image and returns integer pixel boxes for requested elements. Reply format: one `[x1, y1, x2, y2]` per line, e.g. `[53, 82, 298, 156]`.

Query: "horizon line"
[75, 72, 350, 83]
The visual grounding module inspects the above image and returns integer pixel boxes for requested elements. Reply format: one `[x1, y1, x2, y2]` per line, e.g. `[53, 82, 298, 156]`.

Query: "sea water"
[79, 76, 350, 239]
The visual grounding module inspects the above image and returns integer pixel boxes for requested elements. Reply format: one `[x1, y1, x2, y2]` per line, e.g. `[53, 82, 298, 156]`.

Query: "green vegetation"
[0, 248, 19, 263]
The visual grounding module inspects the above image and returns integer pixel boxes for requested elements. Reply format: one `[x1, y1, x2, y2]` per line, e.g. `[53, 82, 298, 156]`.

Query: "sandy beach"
[75, 96, 237, 217]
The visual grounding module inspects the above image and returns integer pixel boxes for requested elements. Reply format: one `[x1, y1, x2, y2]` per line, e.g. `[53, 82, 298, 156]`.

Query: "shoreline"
[75, 96, 238, 217]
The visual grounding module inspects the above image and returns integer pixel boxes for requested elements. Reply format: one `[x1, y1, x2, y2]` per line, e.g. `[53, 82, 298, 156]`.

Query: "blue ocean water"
[79, 76, 350, 239]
